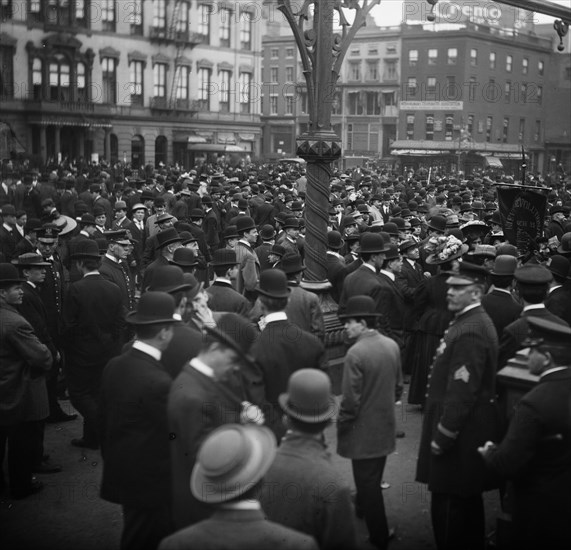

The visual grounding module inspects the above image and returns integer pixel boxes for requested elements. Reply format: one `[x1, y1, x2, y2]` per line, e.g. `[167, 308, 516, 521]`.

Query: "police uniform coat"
[416, 305, 503, 496]
[99, 255, 136, 311]
[483, 368, 571, 550]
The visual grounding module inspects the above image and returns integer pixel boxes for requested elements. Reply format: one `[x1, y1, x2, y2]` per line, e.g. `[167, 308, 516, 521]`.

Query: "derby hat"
[189, 208, 205, 219]
[490, 255, 518, 276]
[126, 291, 177, 325]
[190, 424, 276, 504]
[446, 261, 488, 286]
[338, 295, 380, 319]
[327, 230, 344, 250]
[223, 225, 239, 240]
[384, 243, 401, 260]
[78, 213, 96, 226]
[270, 244, 285, 257]
[235, 216, 256, 234]
[282, 217, 300, 229]
[201, 194, 213, 206]
[12, 253, 50, 267]
[70, 239, 101, 260]
[468, 244, 496, 259]
[170, 248, 198, 268]
[149, 265, 192, 293]
[256, 268, 291, 298]
[399, 239, 419, 253]
[183, 273, 204, 301]
[140, 191, 155, 202]
[0, 263, 25, 287]
[496, 243, 520, 258]
[279, 369, 337, 423]
[359, 232, 389, 254]
[155, 212, 174, 225]
[93, 205, 106, 217]
[1, 204, 16, 216]
[427, 215, 447, 233]
[113, 200, 127, 211]
[204, 313, 258, 366]
[546, 255, 571, 280]
[280, 253, 305, 275]
[260, 225, 276, 241]
[155, 227, 182, 250]
[383, 222, 399, 236]
[24, 218, 43, 232]
[558, 232, 571, 255]
[211, 248, 238, 267]
[178, 231, 197, 245]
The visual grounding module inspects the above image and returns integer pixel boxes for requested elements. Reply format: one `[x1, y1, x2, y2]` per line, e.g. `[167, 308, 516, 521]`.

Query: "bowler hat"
[0, 263, 25, 286]
[282, 217, 300, 229]
[427, 215, 447, 233]
[235, 216, 256, 234]
[280, 253, 305, 275]
[149, 265, 192, 293]
[383, 222, 399, 236]
[446, 261, 488, 286]
[201, 195, 213, 206]
[270, 244, 285, 257]
[189, 208, 205, 219]
[126, 291, 177, 325]
[204, 313, 258, 365]
[223, 225, 239, 240]
[140, 191, 154, 202]
[338, 295, 380, 319]
[327, 230, 344, 250]
[170, 248, 198, 268]
[113, 201, 127, 211]
[256, 268, 291, 298]
[155, 227, 182, 250]
[93, 205, 106, 217]
[384, 243, 401, 260]
[546, 255, 570, 280]
[279, 369, 337, 423]
[155, 212, 174, 225]
[78, 213, 96, 226]
[190, 424, 276, 503]
[399, 240, 419, 253]
[131, 203, 147, 212]
[178, 231, 197, 245]
[557, 233, 571, 255]
[496, 243, 519, 258]
[359, 233, 389, 254]
[12, 253, 50, 267]
[490, 255, 518, 276]
[211, 248, 238, 267]
[24, 218, 42, 232]
[70, 239, 101, 260]
[260, 224, 276, 241]
[182, 273, 204, 301]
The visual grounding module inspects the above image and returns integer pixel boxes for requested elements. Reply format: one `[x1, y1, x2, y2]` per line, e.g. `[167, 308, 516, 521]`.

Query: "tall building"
[0, 0, 263, 168]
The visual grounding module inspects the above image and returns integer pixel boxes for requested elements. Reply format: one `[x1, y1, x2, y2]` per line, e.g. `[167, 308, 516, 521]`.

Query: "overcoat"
[481, 288, 523, 340]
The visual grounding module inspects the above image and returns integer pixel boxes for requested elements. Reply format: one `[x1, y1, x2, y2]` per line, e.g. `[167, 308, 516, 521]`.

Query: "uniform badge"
[454, 365, 470, 383]
[436, 340, 447, 356]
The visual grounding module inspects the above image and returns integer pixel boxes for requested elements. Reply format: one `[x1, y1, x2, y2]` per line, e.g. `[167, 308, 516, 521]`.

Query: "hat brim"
[203, 323, 256, 367]
[425, 244, 469, 265]
[151, 283, 192, 294]
[12, 260, 51, 267]
[446, 274, 483, 286]
[155, 237, 183, 250]
[53, 215, 77, 236]
[255, 286, 291, 298]
[278, 393, 337, 423]
[0, 277, 26, 286]
[190, 425, 276, 503]
[125, 311, 178, 325]
[338, 310, 381, 320]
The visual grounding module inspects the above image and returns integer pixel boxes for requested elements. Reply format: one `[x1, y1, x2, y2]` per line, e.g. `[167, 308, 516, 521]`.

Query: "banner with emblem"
[497, 187, 547, 253]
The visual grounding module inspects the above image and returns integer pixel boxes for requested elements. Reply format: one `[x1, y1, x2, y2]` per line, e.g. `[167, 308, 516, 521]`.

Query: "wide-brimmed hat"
[155, 227, 182, 250]
[279, 369, 337, 423]
[280, 253, 305, 275]
[50, 212, 77, 236]
[446, 261, 488, 286]
[0, 263, 25, 286]
[425, 235, 469, 265]
[427, 215, 447, 233]
[204, 313, 258, 365]
[170, 248, 198, 268]
[460, 220, 490, 236]
[359, 233, 389, 254]
[149, 265, 192, 293]
[126, 291, 177, 325]
[256, 268, 291, 298]
[12, 253, 50, 268]
[211, 248, 238, 267]
[338, 295, 380, 320]
[190, 424, 276, 503]
[235, 216, 256, 234]
[490, 255, 518, 276]
[70, 239, 101, 260]
[131, 203, 147, 212]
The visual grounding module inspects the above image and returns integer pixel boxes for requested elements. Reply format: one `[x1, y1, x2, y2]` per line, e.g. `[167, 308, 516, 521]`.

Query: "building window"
[467, 114, 474, 135]
[366, 61, 378, 80]
[198, 4, 210, 42]
[175, 65, 189, 101]
[503, 117, 509, 143]
[350, 48, 359, 57]
[425, 114, 434, 140]
[520, 83, 527, 103]
[506, 55, 513, 72]
[428, 49, 438, 65]
[426, 76, 437, 98]
[49, 55, 70, 100]
[348, 92, 362, 115]
[128, 0, 143, 35]
[153, 0, 166, 29]
[406, 114, 414, 139]
[470, 49, 478, 66]
[538, 60, 544, 76]
[101, 0, 115, 32]
[534, 120, 540, 142]
[504, 81, 511, 103]
[285, 66, 294, 82]
[270, 48, 279, 59]
[536, 85, 543, 104]
[197, 67, 211, 110]
[406, 77, 417, 97]
[384, 60, 397, 80]
[45, 0, 72, 26]
[408, 49, 418, 66]
[522, 57, 528, 75]
[129, 60, 144, 105]
[29, 0, 41, 22]
[349, 62, 361, 81]
[240, 11, 253, 50]
[365, 92, 380, 115]
[1, 0, 13, 20]
[219, 69, 230, 111]
[101, 57, 116, 103]
[332, 91, 342, 114]
[76, 61, 86, 101]
[270, 67, 278, 82]
[468, 76, 477, 101]
[153, 63, 167, 98]
[240, 72, 251, 113]
[32, 57, 42, 99]
[446, 75, 456, 99]
[387, 44, 397, 54]
[447, 48, 457, 65]
[519, 118, 525, 142]
[270, 94, 278, 115]
[285, 95, 294, 115]
[286, 48, 294, 58]
[445, 114, 454, 140]
[219, 8, 231, 47]
[486, 116, 493, 142]
[76, 0, 87, 26]
[175, 1, 189, 35]
[489, 51, 496, 70]
[0, 45, 14, 98]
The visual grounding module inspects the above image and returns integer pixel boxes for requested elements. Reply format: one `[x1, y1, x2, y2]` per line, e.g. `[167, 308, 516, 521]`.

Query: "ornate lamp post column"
[277, 0, 380, 288]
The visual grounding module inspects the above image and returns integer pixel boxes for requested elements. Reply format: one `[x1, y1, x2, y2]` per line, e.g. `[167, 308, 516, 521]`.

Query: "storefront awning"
[391, 149, 451, 156]
[485, 157, 504, 168]
[187, 143, 246, 153]
[187, 135, 207, 144]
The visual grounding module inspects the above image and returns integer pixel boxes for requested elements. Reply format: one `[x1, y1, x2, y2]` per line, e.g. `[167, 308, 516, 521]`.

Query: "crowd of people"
[1, 160, 570, 550]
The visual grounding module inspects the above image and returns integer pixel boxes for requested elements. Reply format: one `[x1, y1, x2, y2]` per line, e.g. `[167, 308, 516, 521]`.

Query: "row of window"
[4, 0, 253, 48]
[405, 113, 541, 144]
[348, 60, 398, 82]
[408, 47, 545, 75]
[405, 76, 543, 104]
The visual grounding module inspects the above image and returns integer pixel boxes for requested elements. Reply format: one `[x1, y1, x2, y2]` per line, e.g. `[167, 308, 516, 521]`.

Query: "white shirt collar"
[84, 270, 100, 277]
[406, 258, 416, 267]
[548, 285, 562, 294]
[458, 302, 481, 316]
[493, 287, 512, 296]
[80, 230, 90, 237]
[26, 281, 37, 289]
[189, 357, 215, 378]
[264, 311, 287, 325]
[380, 269, 395, 281]
[362, 262, 376, 273]
[3, 223, 12, 232]
[105, 253, 120, 263]
[326, 250, 344, 259]
[220, 500, 262, 511]
[132, 340, 162, 361]
[540, 366, 569, 379]
[523, 303, 545, 312]
[215, 277, 233, 285]
[238, 238, 252, 247]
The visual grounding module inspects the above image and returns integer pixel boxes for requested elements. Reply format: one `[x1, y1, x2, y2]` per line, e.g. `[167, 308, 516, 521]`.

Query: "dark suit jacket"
[100, 347, 172, 507]
[481, 288, 523, 340]
[377, 272, 405, 346]
[206, 280, 251, 315]
[255, 242, 273, 272]
[254, 201, 275, 227]
[19, 282, 56, 356]
[0, 225, 18, 262]
[37, 253, 66, 342]
[158, 508, 318, 550]
[161, 324, 203, 379]
[484, 368, 571, 549]
[396, 259, 426, 331]
[142, 254, 170, 292]
[545, 285, 571, 325]
[326, 252, 346, 304]
[203, 209, 220, 253]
